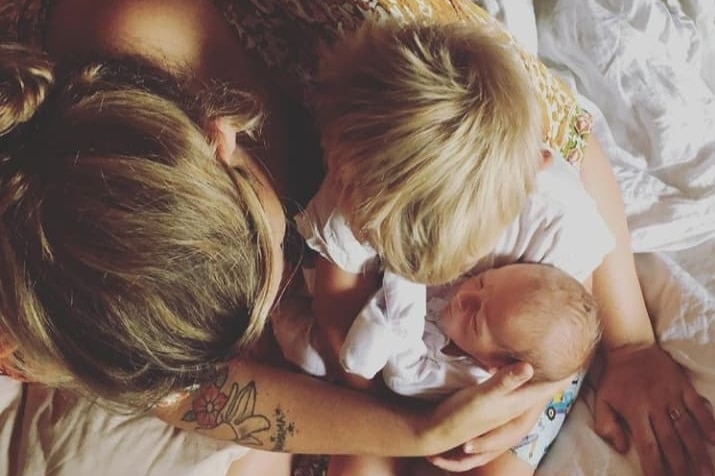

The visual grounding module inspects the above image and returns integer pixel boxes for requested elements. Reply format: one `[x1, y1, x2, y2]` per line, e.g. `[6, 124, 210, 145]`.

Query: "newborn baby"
[275, 263, 601, 469]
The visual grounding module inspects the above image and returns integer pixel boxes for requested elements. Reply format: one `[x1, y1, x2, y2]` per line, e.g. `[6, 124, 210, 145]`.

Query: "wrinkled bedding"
[1, 1, 713, 475]
[533, 0, 715, 474]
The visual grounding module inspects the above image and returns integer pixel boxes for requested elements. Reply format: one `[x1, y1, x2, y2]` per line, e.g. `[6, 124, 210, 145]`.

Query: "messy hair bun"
[0, 43, 54, 136]
[0, 43, 275, 411]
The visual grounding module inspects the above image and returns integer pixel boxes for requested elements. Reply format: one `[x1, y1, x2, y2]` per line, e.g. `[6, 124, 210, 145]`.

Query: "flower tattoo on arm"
[181, 367, 295, 450]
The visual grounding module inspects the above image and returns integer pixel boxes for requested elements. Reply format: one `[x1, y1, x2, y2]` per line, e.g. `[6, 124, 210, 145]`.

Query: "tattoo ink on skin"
[270, 407, 296, 451]
[182, 367, 272, 447]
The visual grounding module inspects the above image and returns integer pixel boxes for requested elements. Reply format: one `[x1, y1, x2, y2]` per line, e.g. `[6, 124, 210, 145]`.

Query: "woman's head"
[314, 21, 542, 284]
[0, 43, 285, 409]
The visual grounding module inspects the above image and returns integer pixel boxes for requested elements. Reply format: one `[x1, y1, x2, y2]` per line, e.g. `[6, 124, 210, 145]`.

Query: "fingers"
[432, 365, 561, 457]
[594, 345, 715, 476]
[629, 414, 667, 476]
[595, 391, 714, 476]
[593, 397, 629, 453]
[667, 401, 713, 476]
[427, 448, 503, 472]
[652, 404, 690, 476]
[683, 389, 715, 445]
[485, 362, 533, 393]
[472, 374, 568, 449]
[484, 366, 568, 414]
[427, 363, 535, 451]
[463, 402, 543, 455]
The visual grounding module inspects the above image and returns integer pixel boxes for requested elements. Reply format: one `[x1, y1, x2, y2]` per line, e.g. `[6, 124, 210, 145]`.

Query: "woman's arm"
[154, 357, 566, 457]
[580, 135, 715, 476]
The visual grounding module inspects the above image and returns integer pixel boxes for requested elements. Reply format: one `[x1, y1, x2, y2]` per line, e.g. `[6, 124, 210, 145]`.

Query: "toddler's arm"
[311, 255, 381, 388]
[340, 272, 427, 381]
[293, 185, 384, 388]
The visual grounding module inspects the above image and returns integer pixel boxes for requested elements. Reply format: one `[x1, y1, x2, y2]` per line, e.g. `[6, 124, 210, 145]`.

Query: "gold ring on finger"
[668, 407, 682, 422]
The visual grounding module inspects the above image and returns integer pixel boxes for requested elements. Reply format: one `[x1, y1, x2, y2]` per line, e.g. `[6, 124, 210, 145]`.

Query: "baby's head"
[314, 21, 543, 284]
[440, 263, 601, 382]
[0, 44, 279, 409]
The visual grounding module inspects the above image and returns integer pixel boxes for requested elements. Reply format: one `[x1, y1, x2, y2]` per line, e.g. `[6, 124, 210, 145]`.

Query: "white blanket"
[530, 0, 715, 474]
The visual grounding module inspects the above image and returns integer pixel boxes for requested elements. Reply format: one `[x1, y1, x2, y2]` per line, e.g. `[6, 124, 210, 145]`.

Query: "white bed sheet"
[469, 1, 715, 474]
[532, 0, 715, 474]
[0, 380, 249, 476]
[1, 1, 713, 475]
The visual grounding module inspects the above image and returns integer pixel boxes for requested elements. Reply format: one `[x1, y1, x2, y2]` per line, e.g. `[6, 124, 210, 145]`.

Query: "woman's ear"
[540, 149, 553, 170]
[209, 117, 240, 166]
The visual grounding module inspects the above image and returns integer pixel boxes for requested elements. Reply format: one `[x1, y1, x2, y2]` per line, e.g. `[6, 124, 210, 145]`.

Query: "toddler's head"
[314, 21, 543, 284]
[440, 264, 601, 382]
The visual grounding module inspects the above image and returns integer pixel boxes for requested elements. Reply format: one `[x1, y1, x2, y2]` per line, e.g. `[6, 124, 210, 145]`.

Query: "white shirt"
[276, 151, 615, 393]
[296, 152, 613, 282]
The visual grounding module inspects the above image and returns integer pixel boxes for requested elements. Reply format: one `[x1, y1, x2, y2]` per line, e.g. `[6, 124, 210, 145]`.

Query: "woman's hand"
[156, 357, 547, 456]
[422, 366, 571, 471]
[593, 344, 715, 476]
[427, 402, 544, 472]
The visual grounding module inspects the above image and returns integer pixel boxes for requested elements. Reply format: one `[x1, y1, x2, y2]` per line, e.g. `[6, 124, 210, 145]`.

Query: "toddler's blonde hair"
[314, 21, 542, 284]
[0, 43, 276, 410]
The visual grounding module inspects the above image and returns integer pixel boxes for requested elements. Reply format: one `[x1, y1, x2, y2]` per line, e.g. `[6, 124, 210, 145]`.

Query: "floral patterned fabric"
[214, 0, 594, 168]
[1, 0, 591, 167]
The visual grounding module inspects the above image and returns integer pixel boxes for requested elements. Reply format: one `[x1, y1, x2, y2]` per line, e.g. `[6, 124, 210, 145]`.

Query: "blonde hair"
[499, 264, 601, 382]
[314, 21, 542, 284]
[0, 43, 276, 410]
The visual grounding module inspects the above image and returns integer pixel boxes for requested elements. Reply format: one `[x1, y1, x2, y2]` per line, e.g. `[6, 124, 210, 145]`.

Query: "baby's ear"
[539, 149, 553, 170]
[208, 117, 240, 166]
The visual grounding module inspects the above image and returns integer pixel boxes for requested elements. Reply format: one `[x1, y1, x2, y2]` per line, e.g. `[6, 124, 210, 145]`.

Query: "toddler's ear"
[540, 149, 553, 170]
[208, 117, 240, 166]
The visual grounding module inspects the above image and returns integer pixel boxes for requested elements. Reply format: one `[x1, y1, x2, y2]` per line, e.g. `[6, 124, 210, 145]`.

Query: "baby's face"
[439, 265, 535, 372]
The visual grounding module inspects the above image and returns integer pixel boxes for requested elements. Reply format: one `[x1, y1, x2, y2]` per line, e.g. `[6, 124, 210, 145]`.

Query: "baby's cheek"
[438, 308, 459, 337]
[444, 315, 466, 347]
